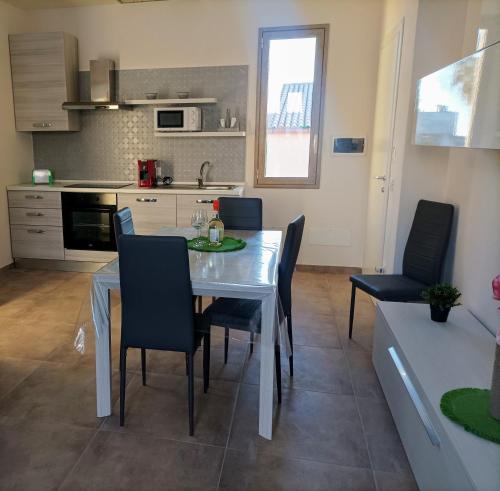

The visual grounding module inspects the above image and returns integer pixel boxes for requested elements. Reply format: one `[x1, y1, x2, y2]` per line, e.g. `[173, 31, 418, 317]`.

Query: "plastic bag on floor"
[73, 291, 93, 354]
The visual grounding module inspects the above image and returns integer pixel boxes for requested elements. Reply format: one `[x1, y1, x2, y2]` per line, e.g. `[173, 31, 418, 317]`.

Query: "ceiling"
[4, 0, 165, 9]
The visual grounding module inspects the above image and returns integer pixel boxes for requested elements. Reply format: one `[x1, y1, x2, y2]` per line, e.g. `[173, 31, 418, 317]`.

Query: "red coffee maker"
[138, 159, 157, 188]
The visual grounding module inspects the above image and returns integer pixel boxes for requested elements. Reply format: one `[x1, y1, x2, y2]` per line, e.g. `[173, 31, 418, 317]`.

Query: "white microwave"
[154, 107, 202, 132]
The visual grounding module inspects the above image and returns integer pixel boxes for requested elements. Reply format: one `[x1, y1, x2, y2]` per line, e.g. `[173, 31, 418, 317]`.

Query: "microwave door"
[157, 110, 184, 130]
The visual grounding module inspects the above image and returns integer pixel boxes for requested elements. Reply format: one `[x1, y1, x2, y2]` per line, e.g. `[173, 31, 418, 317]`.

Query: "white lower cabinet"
[10, 225, 64, 260]
[373, 317, 472, 491]
[8, 191, 64, 260]
[7, 189, 241, 262]
[117, 193, 177, 234]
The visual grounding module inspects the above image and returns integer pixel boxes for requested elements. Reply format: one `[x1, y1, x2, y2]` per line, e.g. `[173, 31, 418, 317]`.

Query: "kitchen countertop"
[7, 181, 244, 196]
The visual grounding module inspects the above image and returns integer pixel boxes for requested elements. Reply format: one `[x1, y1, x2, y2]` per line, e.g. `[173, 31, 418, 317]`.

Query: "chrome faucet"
[197, 161, 211, 188]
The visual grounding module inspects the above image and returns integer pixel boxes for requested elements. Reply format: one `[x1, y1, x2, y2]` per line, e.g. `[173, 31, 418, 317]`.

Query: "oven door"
[62, 193, 117, 251]
[154, 108, 185, 131]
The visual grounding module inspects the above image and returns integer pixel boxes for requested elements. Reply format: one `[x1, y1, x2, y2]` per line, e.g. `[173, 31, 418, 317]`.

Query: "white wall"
[444, 0, 500, 334]
[386, 0, 500, 335]
[0, 1, 34, 268]
[29, 0, 384, 267]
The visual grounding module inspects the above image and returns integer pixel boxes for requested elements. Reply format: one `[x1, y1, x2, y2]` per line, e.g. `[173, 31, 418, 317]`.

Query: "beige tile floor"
[0, 268, 418, 491]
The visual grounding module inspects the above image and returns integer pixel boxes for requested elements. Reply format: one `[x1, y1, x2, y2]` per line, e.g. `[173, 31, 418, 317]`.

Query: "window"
[255, 25, 328, 188]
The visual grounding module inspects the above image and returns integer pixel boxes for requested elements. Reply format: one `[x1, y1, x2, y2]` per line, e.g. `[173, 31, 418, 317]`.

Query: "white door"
[363, 21, 403, 274]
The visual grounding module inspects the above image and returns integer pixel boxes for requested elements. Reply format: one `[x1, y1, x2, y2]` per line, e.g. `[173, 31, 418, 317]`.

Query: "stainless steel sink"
[200, 185, 236, 190]
[165, 184, 236, 191]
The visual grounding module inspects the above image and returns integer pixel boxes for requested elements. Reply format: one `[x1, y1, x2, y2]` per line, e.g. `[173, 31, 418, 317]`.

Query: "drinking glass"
[191, 209, 208, 245]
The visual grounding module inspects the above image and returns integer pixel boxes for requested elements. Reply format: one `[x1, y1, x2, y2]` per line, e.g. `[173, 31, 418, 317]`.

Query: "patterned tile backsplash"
[33, 65, 248, 182]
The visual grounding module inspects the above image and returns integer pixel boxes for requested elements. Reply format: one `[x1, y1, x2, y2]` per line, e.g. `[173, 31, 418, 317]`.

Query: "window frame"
[254, 24, 329, 188]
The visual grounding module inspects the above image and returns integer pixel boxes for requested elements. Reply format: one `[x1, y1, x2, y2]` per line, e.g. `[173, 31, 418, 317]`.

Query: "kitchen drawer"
[373, 311, 473, 491]
[9, 207, 62, 227]
[176, 194, 219, 227]
[8, 190, 61, 209]
[10, 224, 64, 260]
[118, 193, 176, 234]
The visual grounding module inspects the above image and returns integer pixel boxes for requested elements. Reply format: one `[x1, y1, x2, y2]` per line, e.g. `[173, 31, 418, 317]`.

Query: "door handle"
[136, 198, 157, 203]
[374, 175, 386, 181]
[32, 122, 53, 128]
[26, 212, 44, 217]
[27, 229, 45, 234]
[25, 195, 43, 199]
[196, 199, 214, 204]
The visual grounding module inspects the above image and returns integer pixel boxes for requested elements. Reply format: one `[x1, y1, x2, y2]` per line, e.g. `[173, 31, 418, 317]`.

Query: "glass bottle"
[208, 199, 224, 246]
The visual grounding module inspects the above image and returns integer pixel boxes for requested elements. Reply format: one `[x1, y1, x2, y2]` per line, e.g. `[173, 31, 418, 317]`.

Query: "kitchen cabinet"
[8, 191, 64, 260]
[117, 193, 177, 234]
[10, 225, 64, 260]
[9, 32, 79, 132]
[8, 190, 62, 209]
[176, 194, 218, 227]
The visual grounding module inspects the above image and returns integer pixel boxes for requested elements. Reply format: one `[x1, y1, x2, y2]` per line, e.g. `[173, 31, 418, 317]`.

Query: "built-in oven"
[62, 192, 117, 252]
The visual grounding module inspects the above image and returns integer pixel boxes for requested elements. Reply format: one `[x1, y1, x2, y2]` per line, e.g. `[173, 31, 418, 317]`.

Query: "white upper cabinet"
[9, 32, 80, 132]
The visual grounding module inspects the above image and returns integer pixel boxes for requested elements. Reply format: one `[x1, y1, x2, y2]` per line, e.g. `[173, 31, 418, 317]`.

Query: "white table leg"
[259, 291, 276, 439]
[94, 287, 112, 417]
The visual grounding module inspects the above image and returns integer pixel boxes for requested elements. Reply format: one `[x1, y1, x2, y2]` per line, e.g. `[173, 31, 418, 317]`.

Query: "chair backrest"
[113, 208, 135, 249]
[118, 234, 196, 353]
[218, 197, 263, 231]
[402, 199, 454, 285]
[278, 215, 305, 315]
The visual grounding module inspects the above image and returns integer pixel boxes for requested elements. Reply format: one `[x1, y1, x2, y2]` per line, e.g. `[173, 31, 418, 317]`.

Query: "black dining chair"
[118, 234, 211, 436]
[218, 197, 263, 231]
[217, 197, 263, 360]
[204, 215, 305, 402]
[113, 207, 135, 244]
[349, 199, 454, 338]
[114, 207, 200, 373]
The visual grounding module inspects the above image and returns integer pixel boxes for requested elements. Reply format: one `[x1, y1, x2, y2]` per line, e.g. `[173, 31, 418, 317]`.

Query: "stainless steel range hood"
[63, 59, 131, 111]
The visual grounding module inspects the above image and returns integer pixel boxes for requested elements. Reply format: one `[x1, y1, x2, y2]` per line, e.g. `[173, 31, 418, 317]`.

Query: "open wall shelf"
[154, 131, 246, 138]
[125, 98, 217, 106]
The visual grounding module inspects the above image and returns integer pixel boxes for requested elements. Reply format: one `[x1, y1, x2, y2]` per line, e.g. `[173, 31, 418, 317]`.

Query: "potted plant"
[422, 283, 461, 322]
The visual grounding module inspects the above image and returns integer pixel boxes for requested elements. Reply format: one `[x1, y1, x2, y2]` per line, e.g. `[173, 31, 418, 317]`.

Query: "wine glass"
[191, 209, 207, 245]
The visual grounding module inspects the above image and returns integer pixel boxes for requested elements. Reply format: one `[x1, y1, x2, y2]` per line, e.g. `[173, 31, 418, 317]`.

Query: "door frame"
[371, 19, 404, 274]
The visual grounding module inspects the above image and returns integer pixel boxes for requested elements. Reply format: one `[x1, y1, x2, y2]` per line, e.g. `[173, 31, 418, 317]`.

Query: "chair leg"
[203, 332, 210, 393]
[119, 345, 127, 427]
[141, 348, 147, 386]
[185, 353, 189, 375]
[224, 327, 229, 364]
[187, 352, 194, 436]
[349, 283, 356, 339]
[249, 332, 254, 355]
[197, 296, 202, 313]
[274, 343, 282, 404]
[287, 314, 294, 377]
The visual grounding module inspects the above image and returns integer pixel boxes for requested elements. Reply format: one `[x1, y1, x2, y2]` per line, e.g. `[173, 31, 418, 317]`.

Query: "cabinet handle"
[32, 122, 53, 128]
[27, 229, 45, 234]
[26, 212, 44, 217]
[25, 195, 43, 200]
[136, 198, 158, 203]
[388, 346, 441, 447]
[196, 199, 214, 204]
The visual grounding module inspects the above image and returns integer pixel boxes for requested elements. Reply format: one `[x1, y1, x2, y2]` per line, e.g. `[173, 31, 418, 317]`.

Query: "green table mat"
[187, 236, 246, 253]
[441, 388, 500, 444]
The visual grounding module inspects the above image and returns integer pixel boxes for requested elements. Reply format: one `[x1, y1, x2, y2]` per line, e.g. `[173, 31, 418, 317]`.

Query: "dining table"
[91, 227, 283, 440]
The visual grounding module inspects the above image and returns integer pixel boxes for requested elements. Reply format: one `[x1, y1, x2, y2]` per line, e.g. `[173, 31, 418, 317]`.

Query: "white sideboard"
[373, 302, 500, 491]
